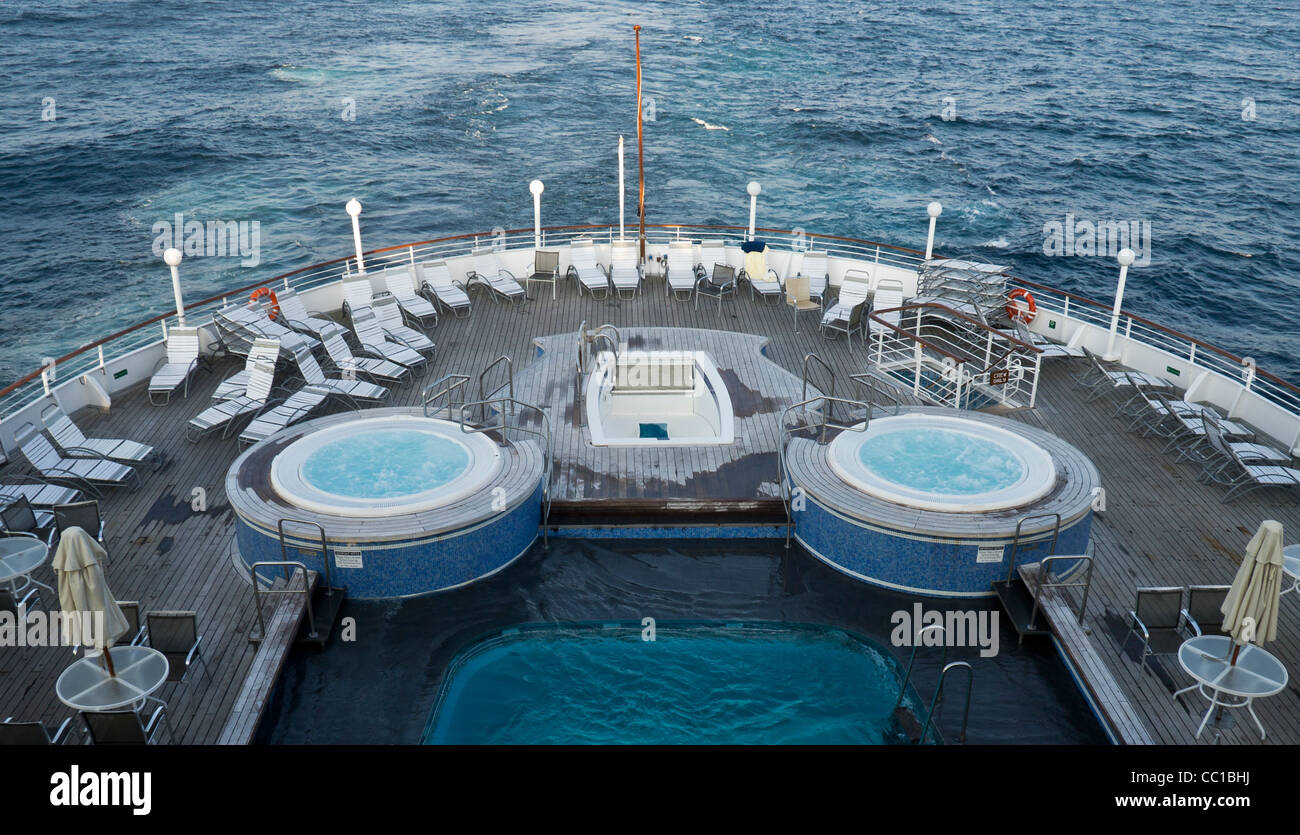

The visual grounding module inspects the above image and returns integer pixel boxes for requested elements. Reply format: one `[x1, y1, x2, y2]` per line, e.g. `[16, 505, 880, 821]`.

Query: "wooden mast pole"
[635, 25, 646, 263]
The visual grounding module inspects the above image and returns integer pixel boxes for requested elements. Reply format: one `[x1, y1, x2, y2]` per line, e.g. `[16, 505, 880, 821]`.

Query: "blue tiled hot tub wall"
[235, 484, 543, 598]
[792, 495, 1092, 598]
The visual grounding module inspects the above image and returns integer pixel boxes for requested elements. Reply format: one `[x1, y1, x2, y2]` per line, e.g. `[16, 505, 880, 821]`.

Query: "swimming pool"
[422, 621, 922, 744]
[585, 350, 734, 446]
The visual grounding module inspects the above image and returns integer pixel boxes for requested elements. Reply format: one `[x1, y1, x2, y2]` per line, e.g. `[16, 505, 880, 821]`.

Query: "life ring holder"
[250, 287, 280, 321]
[1006, 288, 1036, 324]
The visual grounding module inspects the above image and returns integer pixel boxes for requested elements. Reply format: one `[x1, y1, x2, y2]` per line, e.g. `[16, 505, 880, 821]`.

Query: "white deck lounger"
[820, 276, 871, 344]
[214, 338, 281, 401]
[416, 260, 472, 317]
[665, 241, 699, 300]
[568, 240, 611, 298]
[41, 404, 159, 470]
[1202, 417, 1300, 502]
[319, 322, 410, 384]
[0, 477, 81, 511]
[797, 251, 829, 305]
[238, 386, 330, 447]
[187, 360, 277, 442]
[380, 266, 440, 326]
[215, 303, 319, 356]
[290, 343, 388, 403]
[609, 241, 642, 299]
[373, 295, 435, 355]
[741, 246, 782, 303]
[698, 240, 729, 278]
[350, 307, 426, 368]
[870, 278, 906, 329]
[340, 274, 378, 319]
[14, 423, 138, 494]
[274, 288, 334, 338]
[468, 250, 526, 306]
[148, 326, 202, 405]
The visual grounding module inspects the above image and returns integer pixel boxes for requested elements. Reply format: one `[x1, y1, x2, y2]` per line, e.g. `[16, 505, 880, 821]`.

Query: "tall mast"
[635, 25, 646, 263]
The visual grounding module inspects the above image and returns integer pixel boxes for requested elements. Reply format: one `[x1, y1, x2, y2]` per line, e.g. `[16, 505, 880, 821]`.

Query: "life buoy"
[1006, 288, 1036, 323]
[250, 287, 280, 320]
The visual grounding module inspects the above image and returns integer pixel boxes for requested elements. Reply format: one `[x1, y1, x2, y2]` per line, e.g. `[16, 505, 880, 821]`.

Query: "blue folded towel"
[740, 240, 766, 253]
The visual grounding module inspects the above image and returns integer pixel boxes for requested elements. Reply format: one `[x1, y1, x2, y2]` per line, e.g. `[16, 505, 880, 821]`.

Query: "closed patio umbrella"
[1221, 519, 1285, 661]
[52, 526, 129, 676]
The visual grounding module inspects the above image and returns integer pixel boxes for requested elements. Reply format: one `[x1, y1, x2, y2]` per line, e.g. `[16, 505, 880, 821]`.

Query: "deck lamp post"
[618, 136, 625, 241]
[747, 181, 761, 240]
[346, 198, 366, 275]
[924, 202, 942, 260]
[163, 247, 185, 327]
[530, 179, 544, 250]
[1104, 248, 1137, 362]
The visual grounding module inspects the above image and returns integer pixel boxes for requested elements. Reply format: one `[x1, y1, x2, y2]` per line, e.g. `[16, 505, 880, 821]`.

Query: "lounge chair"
[0, 475, 81, 512]
[416, 260, 472, 318]
[527, 250, 561, 300]
[214, 302, 319, 356]
[148, 326, 202, 405]
[372, 295, 435, 356]
[290, 343, 387, 403]
[1123, 586, 1185, 660]
[694, 264, 737, 317]
[118, 600, 147, 647]
[273, 288, 334, 338]
[81, 701, 168, 745]
[186, 360, 276, 442]
[319, 322, 410, 385]
[785, 276, 821, 332]
[379, 266, 440, 326]
[1200, 416, 1300, 502]
[665, 241, 700, 300]
[213, 338, 281, 401]
[142, 611, 206, 683]
[238, 385, 329, 447]
[0, 717, 72, 745]
[349, 306, 426, 369]
[467, 249, 526, 306]
[1179, 585, 1230, 637]
[1156, 398, 1259, 464]
[339, 273, 378, 320]
[1073, 348, 1172, 403]
[1008, 320, 1085, 360]
[14, 424, 138, 494]
[568, 240, 611, 299]
[609, 241, 643, 299]
[820, 277, 871, 344]
[698, 240, 729, 278]
[797, 251, 829, 305]
[740, 243, 782, 303]
[41, 404, 159, 470]
[870, 278, 906, 329]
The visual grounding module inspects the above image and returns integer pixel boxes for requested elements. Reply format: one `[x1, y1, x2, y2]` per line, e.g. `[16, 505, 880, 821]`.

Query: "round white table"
[0, 534, 53, 598]
[55, 645, 169, 712]
[1282, 544, 1300, 596]
[1174, 634, 1288, 739]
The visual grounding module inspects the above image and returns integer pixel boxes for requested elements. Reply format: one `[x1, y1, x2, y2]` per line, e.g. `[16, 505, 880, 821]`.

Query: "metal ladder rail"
[801, 353, 837, 423]
[422, 373, 471, 418]
[1003, 512, 1062, 585]
[919, 662, 974, 745]
[776, 395, 874, 547]
[456, 396, 553, 545]
[276, 518, 334, 597]
[848, 371, 904, 416]
[477, 355, 514, 420]
[892, 624, 948, 711]
[249, 561, 317, 643]
[1028, 555, 1095, 632]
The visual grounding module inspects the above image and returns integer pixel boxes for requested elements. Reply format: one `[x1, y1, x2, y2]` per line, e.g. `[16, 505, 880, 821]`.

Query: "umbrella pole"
[1213, 644, 1244, 724]
[100, 646, 116, 677]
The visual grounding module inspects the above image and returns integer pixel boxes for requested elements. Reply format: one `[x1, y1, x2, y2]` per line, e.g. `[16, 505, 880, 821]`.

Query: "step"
[990, 576, 1052, 638]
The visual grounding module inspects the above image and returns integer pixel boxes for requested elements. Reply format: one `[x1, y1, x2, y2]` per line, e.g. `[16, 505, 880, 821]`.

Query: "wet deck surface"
[3, 268, 1299, 744]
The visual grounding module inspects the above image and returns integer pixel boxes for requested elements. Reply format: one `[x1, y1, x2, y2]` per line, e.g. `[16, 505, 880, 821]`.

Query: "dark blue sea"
[2, 0, 1298, 387]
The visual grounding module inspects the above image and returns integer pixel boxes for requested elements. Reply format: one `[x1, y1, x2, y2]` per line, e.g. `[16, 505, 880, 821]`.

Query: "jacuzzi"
[785, 407, 1099, 598]
[585, 350, 734, 446]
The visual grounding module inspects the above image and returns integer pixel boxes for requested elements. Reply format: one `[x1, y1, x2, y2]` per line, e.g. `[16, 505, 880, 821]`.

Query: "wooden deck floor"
[3, 269, 1298, 744]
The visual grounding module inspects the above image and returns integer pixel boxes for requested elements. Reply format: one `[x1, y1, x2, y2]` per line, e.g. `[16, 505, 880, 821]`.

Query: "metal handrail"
[919, 661, 974, 745]
[455, 396, 552, 544]
[848, 371, 905, 415]
[249, 561, 316, 642]
[277, 518, 333, 596]
[1004, 513, 1062, 584]
[892, 624, 948, 712]
[1028, 555, 1095, 630]
[422, 373, 471, 418]
[477, 355, 514, 419]
[800, 353, 837, 422]
[776, 394, 872, 546]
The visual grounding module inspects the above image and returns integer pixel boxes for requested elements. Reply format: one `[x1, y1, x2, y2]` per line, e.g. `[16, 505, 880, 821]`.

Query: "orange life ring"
[250, 287, 280, 320]
[1006, 288, 1036, 323]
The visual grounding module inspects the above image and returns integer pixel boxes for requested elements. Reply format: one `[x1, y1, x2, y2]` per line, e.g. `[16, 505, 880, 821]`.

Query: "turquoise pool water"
[859, 428, 1024, 495]
[422, 622, 918, 745]
[300, 428, 470, 499]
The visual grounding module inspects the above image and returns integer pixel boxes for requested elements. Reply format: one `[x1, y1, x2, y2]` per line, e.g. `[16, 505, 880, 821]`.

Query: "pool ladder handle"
[891, 624, 974, 744]
[422, 373, 471, 419]
[477, 355, 515, 421]
[248, 561, 317, 644]
[1027, 554, 1095, 635]
[456, 396, 552, 546]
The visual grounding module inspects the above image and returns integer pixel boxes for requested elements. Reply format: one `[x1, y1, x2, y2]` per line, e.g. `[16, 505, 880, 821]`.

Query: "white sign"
[334, 549, 364, 569]
[976, 546, 1004, 564]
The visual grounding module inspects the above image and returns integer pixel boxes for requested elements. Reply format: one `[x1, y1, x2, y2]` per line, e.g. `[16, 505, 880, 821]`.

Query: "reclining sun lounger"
[1201, 417, 1300, 502]
[373, 295, 435, 356]
[238, 385, 330, 447]
[1074, 348, 1172, 403]
[568, 240, 611, 299]
[820, 276, 871, 344]
[379, 266, 440, 326]
[740, 243, 782, 303]
[40, 404, 159, 470]
[148, 327, 202, 405]
[416, 260, 472, 318]
[213, 338, 281, 400]
[186, 359, 276, 442]
[665, 241, 700, 301]
[214, 302, 320, 356]
[290, 343, 388, 404]
[273, 288, 334, 339]
[468, 249, 526, 306]
[14, 423, 139, 494]
[698, 240, 729, 279]
[609, 241, 643, 299]
[319, 322, 410, 385]
[796, 251, 829, 306]
[349, 307, 426, 369]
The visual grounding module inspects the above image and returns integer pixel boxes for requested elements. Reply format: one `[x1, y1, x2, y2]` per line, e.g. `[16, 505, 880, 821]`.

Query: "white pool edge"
[585, 350, 735, 447]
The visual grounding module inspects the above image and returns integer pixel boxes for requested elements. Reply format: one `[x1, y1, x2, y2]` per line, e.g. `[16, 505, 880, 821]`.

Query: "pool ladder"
[892, 624, 974, 744]
[776, 393, 873, 548]
[455, 396, 553, 545]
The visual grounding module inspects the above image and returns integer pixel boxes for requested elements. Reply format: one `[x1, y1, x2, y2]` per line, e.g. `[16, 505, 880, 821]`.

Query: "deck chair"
[820, 277, 870, 344]
[1179, 585, 1230, 638]
[81, 701, 167, 745]
[53, 501, 106, 547]
[373, 295, 435, 356]
[213, 338, 281, 401]
[0, 584, 43, 617]
[797, 251, 829, 305]
[528, 250, 560, 299]
[0, 476, 81, 511]
[143, 611, 206, 683]
[2, 495, 55, 539]
[186, 360, 276, 442]
[870, 277, 906, 329]
[118, 600, 146, 647]
[0, 716, 72, 745]
[694, 264, 737, 318]
[215, 302, 319, 356]
[339, 274, 378, 320]
[1201, 416, 1300, 502]
[319, 322, 409, 385]
[290, 342, 387, 403]
[349, 307, 426, 369]
[665, 241, 700, 300]
[1010, 320, 1084, 360]
[14, 424, 138, 494]
[1160, 400, 1258, 464]
[1074, 348, 1172, 403]
[238, 385, 329, 447]
[468, 249, 526, 306]
[416, 260, 472, 318]
[41, 404, 158, 470]
[273, 288, 334, 338]
[379, 266, 439, 326]
[1124, 586, 1185, 659]
[148, 326, 202, 405]
[568, 240, 611, 298]
[740, 244, 782, 303]
[698, 240, 729, 278]
[609, 241, 642, 299]
[785, 276, 821, 333]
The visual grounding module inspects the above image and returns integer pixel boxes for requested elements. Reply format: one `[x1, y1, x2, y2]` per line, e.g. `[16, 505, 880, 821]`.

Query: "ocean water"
[2, 0, 1298, 388]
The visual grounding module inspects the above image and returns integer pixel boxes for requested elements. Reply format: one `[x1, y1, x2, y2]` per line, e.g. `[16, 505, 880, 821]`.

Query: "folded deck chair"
[290, 342, 388, 403]
[14, 424, 138, 494]
[214, 338, 281, 401]
[40, 404, 159, 470]
[148, 326, 202, 405]
[238, 385, 329, 447]
[186, 360, 276, 442]
[1200, 416, 1300, 502]
[665, 241, 700, 300]
[609, 241, 642, 299]
[797, 251, 829, 305]
[740, 243, 782, 303]
[215, 303, 320, 356]
[380, 266, 439, 326]
[372, 295, 435, 356]
[468, 249, 526, 306]
[698, 240, 729, 278]
[416, 260, 472, 318]
[273, 288, 333, 338]
[349, 307, 426, 369]
[820, 277, 871, 344]
[319, 322, 409, 385]
[567, 240, 611, 299]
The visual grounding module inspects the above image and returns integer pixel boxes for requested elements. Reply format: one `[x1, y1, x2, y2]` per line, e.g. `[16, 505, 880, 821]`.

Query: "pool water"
[859, 428, 1025, 495]
[300, 428, 470, 499]
[422, 621, 918, 745]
